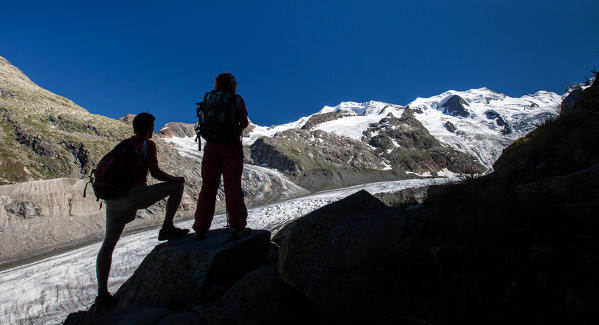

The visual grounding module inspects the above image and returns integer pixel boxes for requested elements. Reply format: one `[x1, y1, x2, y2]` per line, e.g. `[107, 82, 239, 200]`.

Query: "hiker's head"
[133, 112, 155, 138]
[214, 73, 237, 93]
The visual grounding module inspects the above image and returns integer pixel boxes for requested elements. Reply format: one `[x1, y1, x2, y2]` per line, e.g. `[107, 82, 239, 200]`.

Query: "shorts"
[105, 182, 180, 227]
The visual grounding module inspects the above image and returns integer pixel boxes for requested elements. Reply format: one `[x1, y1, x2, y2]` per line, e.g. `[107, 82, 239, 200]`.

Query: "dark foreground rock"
[191, 266, 323, 325]
[273, 190, 408, 323]
[116, 229, 270, 309]
[65, 229, 324, 325]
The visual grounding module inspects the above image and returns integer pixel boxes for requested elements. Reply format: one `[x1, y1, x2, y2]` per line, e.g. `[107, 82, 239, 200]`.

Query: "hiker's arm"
[149, 163, 185, 183]
[237, 95, 249, 129]
[239, 112, 249, 129]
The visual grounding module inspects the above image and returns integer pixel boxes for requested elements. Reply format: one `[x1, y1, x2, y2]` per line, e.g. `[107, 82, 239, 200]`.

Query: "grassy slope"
[0, 57, 130, 184]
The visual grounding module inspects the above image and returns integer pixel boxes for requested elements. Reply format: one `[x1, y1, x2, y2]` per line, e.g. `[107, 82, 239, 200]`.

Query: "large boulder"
[186, 266, 324, 325]
[116, 229, 270, 308]
[65, 229, 271, 324]
[273, 190, 406, 322]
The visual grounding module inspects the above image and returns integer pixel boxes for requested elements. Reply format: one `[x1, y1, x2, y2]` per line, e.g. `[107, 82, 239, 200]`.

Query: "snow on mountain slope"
[407, 88, 562, 166]
[161, 135, 203, 161]
[160, 86, 562, 172]
[243, 117, 310, 146]
[313, 102, 404, 140]
[318, 100, 397, 116]
[243, 87, 562, 168]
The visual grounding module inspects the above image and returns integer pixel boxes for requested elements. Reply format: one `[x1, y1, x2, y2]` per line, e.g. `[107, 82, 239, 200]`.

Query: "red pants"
[193, 141, 247, 234]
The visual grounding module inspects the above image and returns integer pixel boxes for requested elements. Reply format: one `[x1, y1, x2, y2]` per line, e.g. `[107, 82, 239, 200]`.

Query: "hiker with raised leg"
[193, 73, 250, 240]
[94, 112, 189, 306]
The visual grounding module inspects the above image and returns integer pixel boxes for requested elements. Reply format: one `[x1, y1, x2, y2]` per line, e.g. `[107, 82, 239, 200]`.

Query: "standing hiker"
[193, 72, 249, 240]
[95, 112, 189, 306]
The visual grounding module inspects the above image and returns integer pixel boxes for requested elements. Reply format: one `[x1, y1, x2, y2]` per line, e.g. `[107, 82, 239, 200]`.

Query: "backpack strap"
[82, 168, 95, 198]
[137, 140, 148, 167]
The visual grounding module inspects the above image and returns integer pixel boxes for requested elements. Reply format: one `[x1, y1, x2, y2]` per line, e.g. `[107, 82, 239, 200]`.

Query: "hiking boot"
[230, 227, 251, 240]
[158, 226, 189, 241]
[94, 291, 117, 308]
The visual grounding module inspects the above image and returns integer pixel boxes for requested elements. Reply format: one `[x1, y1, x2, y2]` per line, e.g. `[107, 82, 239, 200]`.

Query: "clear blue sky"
[2, 1, 598, 129]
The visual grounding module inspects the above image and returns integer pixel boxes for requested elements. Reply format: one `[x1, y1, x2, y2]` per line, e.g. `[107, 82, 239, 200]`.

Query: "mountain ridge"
[159, 84, 563, 190]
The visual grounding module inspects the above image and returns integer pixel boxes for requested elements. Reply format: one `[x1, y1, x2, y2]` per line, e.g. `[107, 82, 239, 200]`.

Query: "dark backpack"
[88, 137, 145, 200]
[195, 91, 242, 144]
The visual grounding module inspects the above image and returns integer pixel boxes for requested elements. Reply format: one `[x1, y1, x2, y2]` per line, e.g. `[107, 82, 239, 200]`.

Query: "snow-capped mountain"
[159, 86, 562, 190]
[406, 88, 562, 166]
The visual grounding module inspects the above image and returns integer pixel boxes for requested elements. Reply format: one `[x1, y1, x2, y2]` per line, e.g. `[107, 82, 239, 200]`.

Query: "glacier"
[0, 178, 451, 325]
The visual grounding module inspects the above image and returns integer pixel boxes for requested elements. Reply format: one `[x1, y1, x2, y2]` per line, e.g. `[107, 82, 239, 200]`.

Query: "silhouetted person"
[193, 73, 250, 239]
[95, 112, 188, 306]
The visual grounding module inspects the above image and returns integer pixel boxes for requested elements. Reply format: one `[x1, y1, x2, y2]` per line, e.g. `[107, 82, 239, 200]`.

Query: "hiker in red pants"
[193, 73, 249, 239]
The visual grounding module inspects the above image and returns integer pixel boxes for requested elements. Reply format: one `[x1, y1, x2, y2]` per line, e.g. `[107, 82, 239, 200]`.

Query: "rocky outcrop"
[250, 110, 484, 190]
[116, 230, 270, 308]
[443, 120, 457, 133]
[365, 110, 485, 175]
[156, 122, 196, 138]
[300, 112, 343, 129]
[65, 229, 323, 324]
[250, 128, 401, 191]
[485, 110, 512, 134]
[373, 185, 431, 209]
[440, 94, 470, 117]
[252, 128, 387, 172]
[273, 190, 407, 322]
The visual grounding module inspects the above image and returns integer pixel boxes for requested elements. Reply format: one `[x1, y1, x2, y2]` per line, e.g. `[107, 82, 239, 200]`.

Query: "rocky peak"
[440, 94, 470, 117]
[484, 110, 513, 134]
[156, 122, 195, 138]
[301, 112, 344, 130]
[364, 110, 485, 175]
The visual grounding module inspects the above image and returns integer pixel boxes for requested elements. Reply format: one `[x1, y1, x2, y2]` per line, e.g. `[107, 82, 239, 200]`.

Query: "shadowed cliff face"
[493, 73, 599, 182]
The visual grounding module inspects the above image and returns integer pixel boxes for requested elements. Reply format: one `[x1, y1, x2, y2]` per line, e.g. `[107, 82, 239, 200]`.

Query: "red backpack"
[85, 137, 145, 200]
